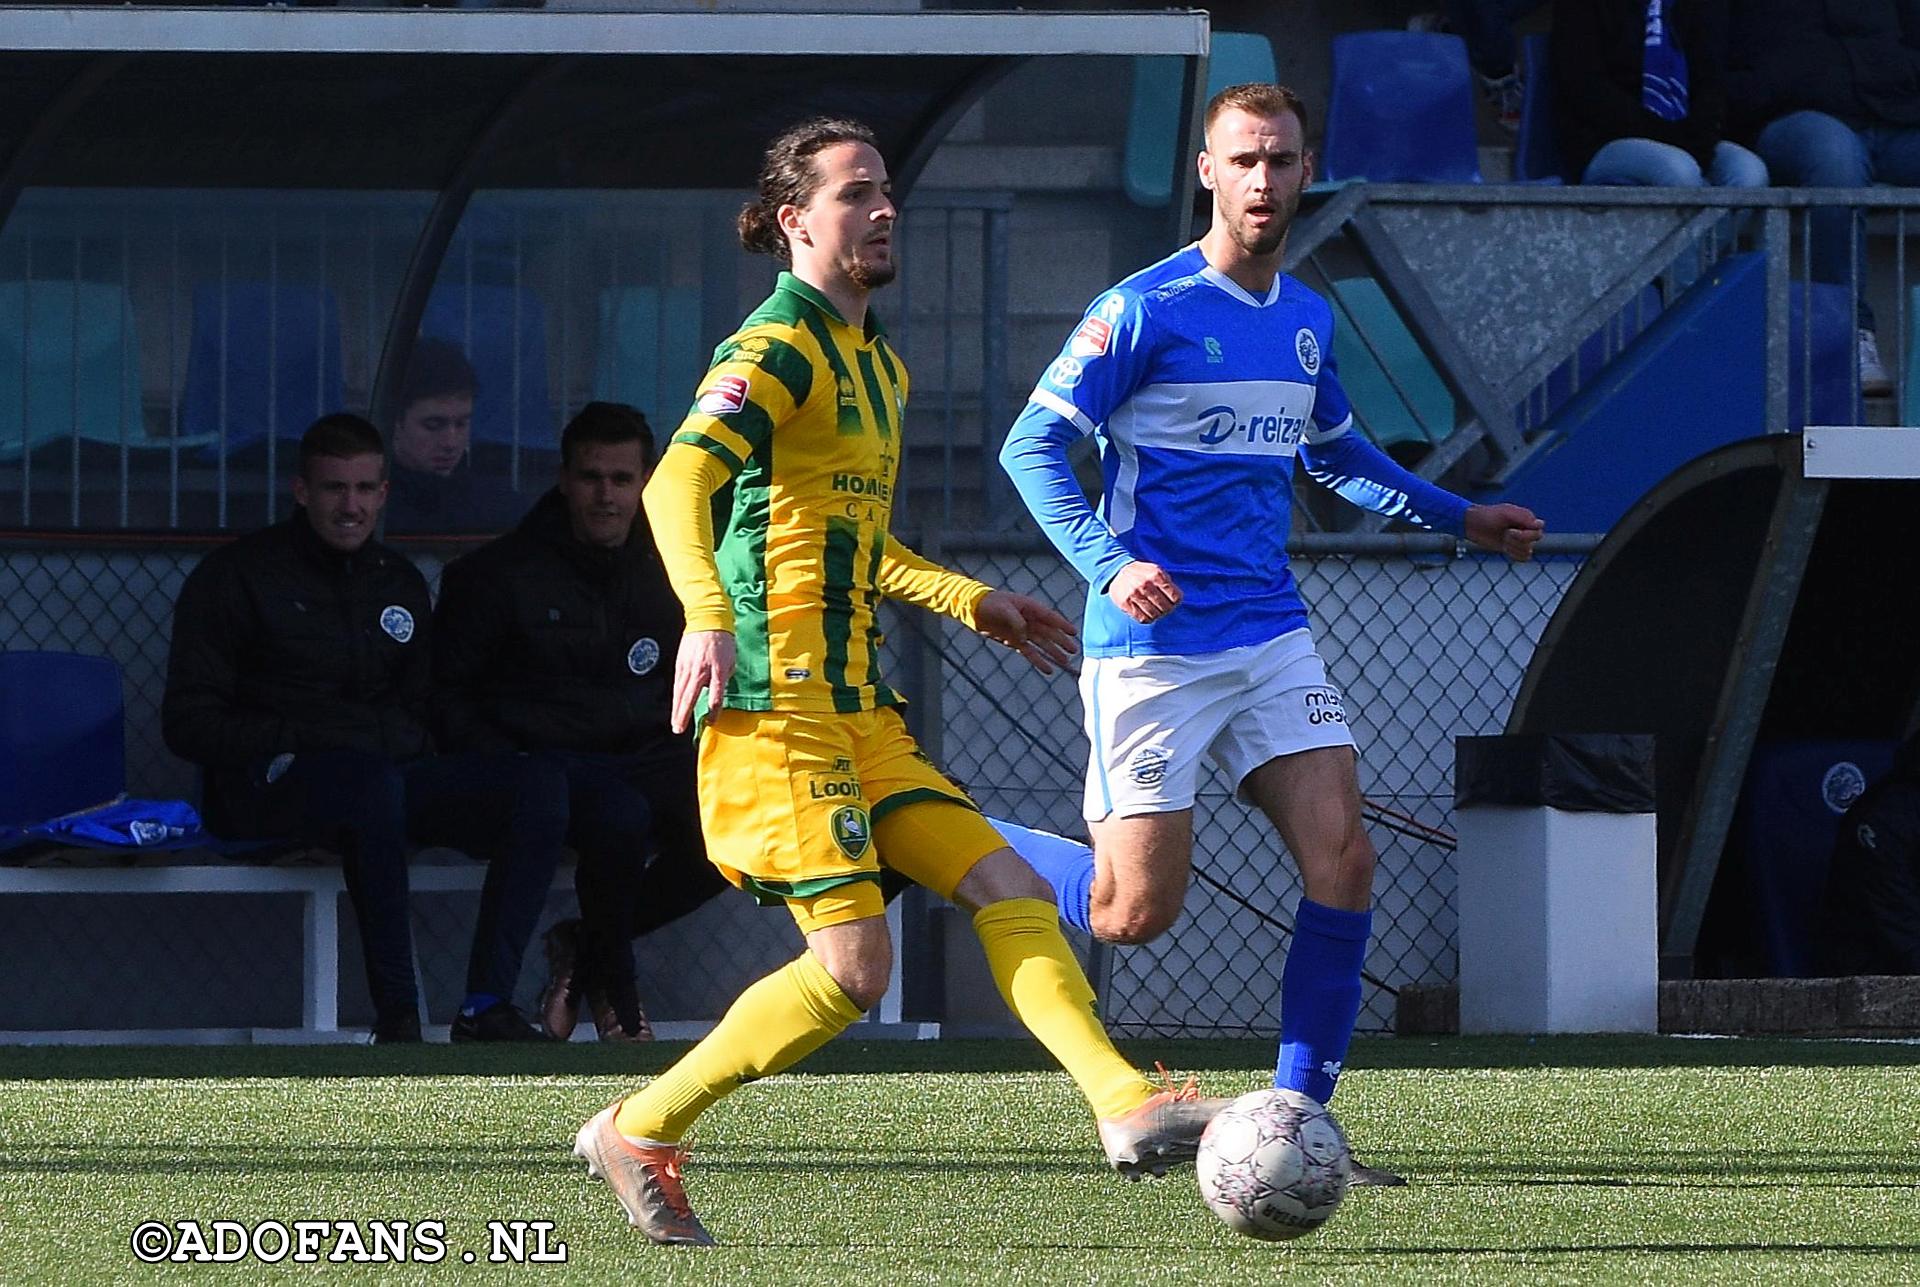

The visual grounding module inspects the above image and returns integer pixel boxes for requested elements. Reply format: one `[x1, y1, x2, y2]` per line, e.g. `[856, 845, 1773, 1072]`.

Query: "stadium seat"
[1327, 276, 1452, 454]
[1124, 32, 1278, 208]
[1321, 31, 1481, 185]
[1512, 34, 1565, 184]
[0, 282, 147, 462]
[0, 651, 124, 828]
[1733, 738, 1899, 976]
[181, 283, 345, 456]
[421, 282, 554, 449]
[592, 285, 704, 426]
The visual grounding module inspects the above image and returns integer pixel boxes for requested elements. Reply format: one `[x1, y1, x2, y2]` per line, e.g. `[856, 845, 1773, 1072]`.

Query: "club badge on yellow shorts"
[695, 704, 1006, 926]
[828, 804, 872, 860]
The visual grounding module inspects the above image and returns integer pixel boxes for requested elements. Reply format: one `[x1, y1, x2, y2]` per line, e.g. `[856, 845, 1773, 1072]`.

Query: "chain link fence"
[892, 537, 1590, 1035]
[0, 536, 806, 1033]
[1, 532, 1589, 1035]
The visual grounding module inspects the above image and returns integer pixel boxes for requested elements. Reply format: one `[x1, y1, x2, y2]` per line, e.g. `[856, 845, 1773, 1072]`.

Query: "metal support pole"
[1762, 207, 1790, 435]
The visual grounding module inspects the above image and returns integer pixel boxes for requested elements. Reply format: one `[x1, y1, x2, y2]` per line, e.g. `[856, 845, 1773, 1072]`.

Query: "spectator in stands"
[162, 413, 565, 1044]
[1816, 733, 1920, 976]
[432, 402, 725, 1042]
[1415, 1, 1552, 131]
[1725, 0, 1920, 396]
[383, 337, 523, 535]
[1553, 0, 1767, 189]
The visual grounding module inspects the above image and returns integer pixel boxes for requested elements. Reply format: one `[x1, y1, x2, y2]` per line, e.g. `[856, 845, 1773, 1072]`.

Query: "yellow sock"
[613, 952, 863, 1143]
[972, 897, 1156, 1120]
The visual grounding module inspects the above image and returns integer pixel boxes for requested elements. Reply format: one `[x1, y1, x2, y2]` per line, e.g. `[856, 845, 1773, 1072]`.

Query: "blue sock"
[987, 817, 1095, 935]
[1274, 898, 1372, 1103]
[460, 992, 500, 1018]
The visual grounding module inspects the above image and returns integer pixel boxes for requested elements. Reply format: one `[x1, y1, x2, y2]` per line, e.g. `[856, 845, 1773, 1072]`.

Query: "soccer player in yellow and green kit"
[571, 117, 1230, 1246]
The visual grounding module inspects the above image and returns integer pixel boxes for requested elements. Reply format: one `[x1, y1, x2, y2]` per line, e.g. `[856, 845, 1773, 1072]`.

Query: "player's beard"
[1228, 182, 1304, 258]
[848, 257, 897, 290]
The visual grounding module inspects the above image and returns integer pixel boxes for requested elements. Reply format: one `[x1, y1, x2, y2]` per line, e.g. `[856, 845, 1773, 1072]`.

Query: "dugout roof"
[0, 7, 1208, 426]
[0, 8, 1209, 193]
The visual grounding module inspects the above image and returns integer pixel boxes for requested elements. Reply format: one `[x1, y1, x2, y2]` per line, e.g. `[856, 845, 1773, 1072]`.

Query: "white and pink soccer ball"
[1195, 1088, 1351, 1241]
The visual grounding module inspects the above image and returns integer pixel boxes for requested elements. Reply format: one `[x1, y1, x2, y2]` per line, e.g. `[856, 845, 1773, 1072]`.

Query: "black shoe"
[585, 973, 654, 1044]
[1350, 1158, 1408, 1187]
[536, 919, 585, 1041]
[371, 1010, 422, 1045]
[450, 1002, 551, 1043]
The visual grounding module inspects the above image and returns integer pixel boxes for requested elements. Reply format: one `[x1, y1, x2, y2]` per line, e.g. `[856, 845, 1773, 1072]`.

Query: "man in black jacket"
[1726, 0, 1920, 395]
[433, 402, 725, 1042]
[383, 338, 524, 536]
[163, 413, 565, 1043]
[1817, 733, 1920, 976]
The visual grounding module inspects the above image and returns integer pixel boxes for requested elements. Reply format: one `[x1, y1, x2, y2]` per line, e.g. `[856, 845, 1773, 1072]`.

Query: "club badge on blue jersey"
[379, 605, 415, 644]
[1295, 327, 1321, 376]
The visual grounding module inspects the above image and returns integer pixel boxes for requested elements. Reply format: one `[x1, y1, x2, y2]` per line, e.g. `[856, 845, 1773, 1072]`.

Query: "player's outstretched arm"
[1463, 503, 1546, 562]
[971, 589, 1079, 675]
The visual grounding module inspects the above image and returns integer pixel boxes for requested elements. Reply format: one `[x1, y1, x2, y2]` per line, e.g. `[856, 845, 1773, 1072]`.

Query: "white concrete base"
[1456, 804, 1659, 1034]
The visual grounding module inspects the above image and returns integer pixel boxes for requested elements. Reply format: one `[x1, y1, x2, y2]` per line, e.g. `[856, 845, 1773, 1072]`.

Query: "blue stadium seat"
[0, 282, 148, 462]
[1513, 34, 1564, 184]
[1735, 738, 1899, 976]
[0, 651, 124, 828]
[181, 283, 345, 455]
[1322, 31, 1481, 185]
[1327, 276, 1452, 453]
[592, 285, 704, 426]
[421, 283, 553, 449]
[1124, 33, 1279, 208]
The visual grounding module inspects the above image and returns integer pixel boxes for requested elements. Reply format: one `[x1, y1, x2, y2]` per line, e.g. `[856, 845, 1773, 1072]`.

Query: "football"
[1195, 1088, 1351, 1241]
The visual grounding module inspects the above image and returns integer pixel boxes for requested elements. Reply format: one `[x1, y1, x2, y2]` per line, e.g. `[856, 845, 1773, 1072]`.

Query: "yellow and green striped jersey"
[665, 272, 980, 713]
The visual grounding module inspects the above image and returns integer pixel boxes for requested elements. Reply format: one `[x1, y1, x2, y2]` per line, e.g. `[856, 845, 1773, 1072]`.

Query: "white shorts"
[1079, 627, 1357, 822]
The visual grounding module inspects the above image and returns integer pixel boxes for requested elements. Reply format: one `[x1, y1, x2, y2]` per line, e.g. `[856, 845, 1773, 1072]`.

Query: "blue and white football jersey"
[1002, 245, 1468, 658]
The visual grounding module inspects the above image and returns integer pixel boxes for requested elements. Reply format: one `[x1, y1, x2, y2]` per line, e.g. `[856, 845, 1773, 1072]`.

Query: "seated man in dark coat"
[383, 338, 525, 536]
[433, 402, 726, 1041]
[1817, 733, 1920, 976]
[163, 413, 564, 1043]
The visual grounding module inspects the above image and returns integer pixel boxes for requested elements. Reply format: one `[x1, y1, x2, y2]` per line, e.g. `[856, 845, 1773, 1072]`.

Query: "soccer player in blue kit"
[999, 83, 1544, 1184]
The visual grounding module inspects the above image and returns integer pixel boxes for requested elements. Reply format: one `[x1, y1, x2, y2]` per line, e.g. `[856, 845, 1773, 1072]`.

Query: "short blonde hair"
[1203, 83, 1309, 144]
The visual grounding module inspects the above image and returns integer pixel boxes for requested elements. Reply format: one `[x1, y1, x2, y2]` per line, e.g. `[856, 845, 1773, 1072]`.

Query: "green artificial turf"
[2, 1036, 1916, 1283]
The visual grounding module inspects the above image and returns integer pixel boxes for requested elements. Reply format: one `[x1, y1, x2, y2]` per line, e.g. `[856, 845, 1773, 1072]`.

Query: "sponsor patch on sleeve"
[1069, 316, 1113, 359]
[696, 374, 751, 416]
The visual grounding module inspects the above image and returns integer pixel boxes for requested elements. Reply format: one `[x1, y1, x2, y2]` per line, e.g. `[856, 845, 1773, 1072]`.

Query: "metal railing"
[1284, 186, 1919, 526]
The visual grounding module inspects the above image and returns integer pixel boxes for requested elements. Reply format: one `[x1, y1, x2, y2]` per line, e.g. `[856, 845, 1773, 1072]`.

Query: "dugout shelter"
[1508, 430, 1920, 981]
[0, 6, 1208, 1040]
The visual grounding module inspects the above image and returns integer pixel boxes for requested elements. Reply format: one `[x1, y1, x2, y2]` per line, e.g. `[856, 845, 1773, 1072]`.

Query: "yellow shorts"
[696, 705, 1007, 932]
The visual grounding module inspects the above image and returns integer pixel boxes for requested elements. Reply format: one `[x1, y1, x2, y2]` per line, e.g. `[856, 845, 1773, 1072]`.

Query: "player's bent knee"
[805, 919, 892, 1011]
[950, 846, 1054, 911]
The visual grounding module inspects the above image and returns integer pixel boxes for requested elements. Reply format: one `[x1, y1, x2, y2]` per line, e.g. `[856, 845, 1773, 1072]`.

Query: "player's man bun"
[738, 116, 880, 262]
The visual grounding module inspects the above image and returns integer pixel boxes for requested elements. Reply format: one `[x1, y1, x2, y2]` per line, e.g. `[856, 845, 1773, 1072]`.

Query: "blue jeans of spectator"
[1582, 138, 1769, 188]
[1445, 0, 1550, 77]
[213, 748, 567, 1026]
[1755, 110, 1920, 327]
[544, 751, 723, 992]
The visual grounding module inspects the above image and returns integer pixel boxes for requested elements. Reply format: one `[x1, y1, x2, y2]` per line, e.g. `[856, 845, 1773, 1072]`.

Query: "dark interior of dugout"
[1505, 434, 1920, 980]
